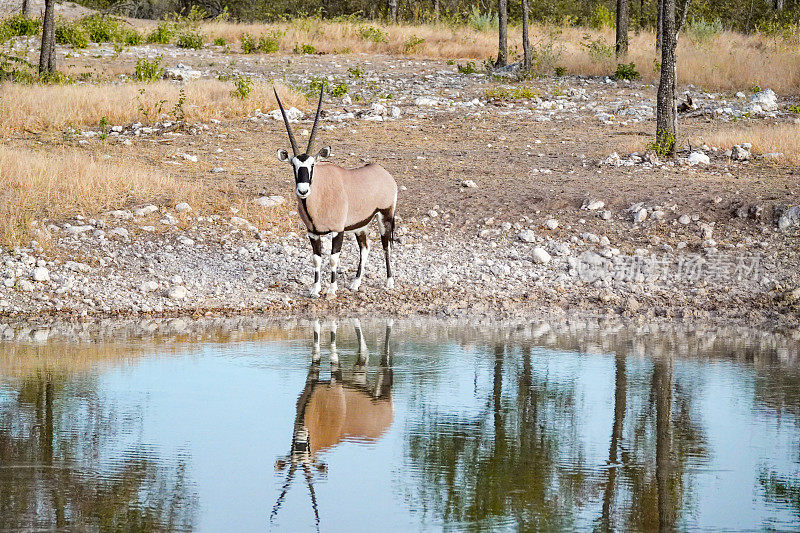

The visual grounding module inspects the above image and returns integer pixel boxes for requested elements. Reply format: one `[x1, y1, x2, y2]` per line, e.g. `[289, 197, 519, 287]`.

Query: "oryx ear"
[277, 149, 290, 162]
[316, 146, 331, 159]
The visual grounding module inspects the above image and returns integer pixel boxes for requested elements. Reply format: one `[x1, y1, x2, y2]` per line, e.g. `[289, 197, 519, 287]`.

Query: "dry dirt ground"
[1, 41, 799, 330]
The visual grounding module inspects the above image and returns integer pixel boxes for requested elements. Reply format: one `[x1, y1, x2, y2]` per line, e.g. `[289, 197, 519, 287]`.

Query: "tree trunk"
[21, 0, 29, 16]
[656, 0, 677, 155]
[774, 0, 783, 11]
[654, 358, 674, 532]
[600, 354, 627, 531]
[495, 0, 508, 67]
[39, 0, 56, 76]
[616, 0, 630, 57]
[521, 0, 531, 71]
[388, 0, 397, 23]
[656, 0, 663, 51]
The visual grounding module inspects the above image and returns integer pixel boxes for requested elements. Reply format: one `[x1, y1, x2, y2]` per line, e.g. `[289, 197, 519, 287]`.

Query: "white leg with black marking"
[326, 232, 344, 298]
[309, 233, 322, 298]
[329, 319, 339, 364]
[311, 319, 321, 363]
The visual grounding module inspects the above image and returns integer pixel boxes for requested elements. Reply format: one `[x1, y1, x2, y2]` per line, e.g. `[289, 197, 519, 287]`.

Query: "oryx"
[274, 87, 398, 298]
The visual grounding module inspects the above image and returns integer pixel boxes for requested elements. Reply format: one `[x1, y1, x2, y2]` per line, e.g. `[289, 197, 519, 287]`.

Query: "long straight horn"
[274, 86, 299, 156]
[306, 87, 324, 154]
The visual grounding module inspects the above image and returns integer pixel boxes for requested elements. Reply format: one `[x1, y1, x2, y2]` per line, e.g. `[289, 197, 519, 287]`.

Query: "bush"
[176, 31, 204, 49]
[403, 35, 425, 52]
[468, 6, 498, 32]
[55, 21, 90, 48]
[134, 55, 163, 81]
[590, 5, 615, 29]
[293, 43, 316, 54]
[686, 17, 723, 43]
[347, 66, 363, 78]
[307, 75, 328, 95]
[231, 75, 253, 99]
[80, 15, 125, 43]
[457, 61, 478, 74]
[647, 131, 676, 157]
[2, 14, 41, 37]
[240, 33, 257, 53]
[258, 32, 281, 53]
[581, 34, 613, 62]
[146, 21, 175, 44]
[359, 26, 388, 43]
[554, 66, 567, 76]
[329, 82, 348, 97]
[118, 27, 143, 45]
[213, 37, 226, 46]
[484, 85, 539, 100]
[614, 62, 640, 80]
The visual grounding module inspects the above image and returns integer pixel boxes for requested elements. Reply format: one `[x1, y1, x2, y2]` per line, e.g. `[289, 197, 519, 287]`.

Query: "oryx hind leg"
[309, 234, 322, 298]
[377, 208, 395, 290]
[350, 231, 370, 292]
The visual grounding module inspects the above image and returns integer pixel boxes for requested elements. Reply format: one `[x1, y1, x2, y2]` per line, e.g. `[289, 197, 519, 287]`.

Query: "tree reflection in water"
[404, 343, 709, 531]
[0, 349, 197, 531]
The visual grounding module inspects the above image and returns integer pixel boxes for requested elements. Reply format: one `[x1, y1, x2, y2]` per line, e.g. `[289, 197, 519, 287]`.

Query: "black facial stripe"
[296, 166, 311, 183]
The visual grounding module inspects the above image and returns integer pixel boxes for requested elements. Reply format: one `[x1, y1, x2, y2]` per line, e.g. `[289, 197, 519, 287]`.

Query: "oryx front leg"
[326, 232, 344, 298]
[309, 234, 322, 298]
[350, 231, 370, 292]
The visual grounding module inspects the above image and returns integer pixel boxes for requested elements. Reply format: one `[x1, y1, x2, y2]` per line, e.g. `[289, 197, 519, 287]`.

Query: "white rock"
[731, 144, 751, 161]
[179, 153, 198, 162]
[65, 224, 93, 235]
[170, 275, 183, 285]
[532, 247, 551, 264]
[414, 97, 439, 106]
[735, 91, 746, 98]
[544, 219, 559, 230]
[17, 279, 34, 292]
[427, 210, 438, 218]
[633, 208, 648, 224]
[167, 286, 187, 299]
[211, 167, 226, 173]
[461, 179, 477, 188]
[678, 214, 691, 224]
[687, 152, 710, 165]
[371, 103, 388, 116]
[133, 205, 158, 217]
[230, 216, 250, 226]
[750, 89, 778, 112]
[253, 195, 285, 208]
[106, 209, 133, 219]
[518, 230, 536, 243]
[140, 280, 159, 293]
[582, 199, 605, 211]
[31, 267, 49, 282]
[163, 66, 202, 81]
[110, 227, 130, 239]
[175, 202, 192, 213]
[178, 236, 195, 246]
[389, 106, 401, 118]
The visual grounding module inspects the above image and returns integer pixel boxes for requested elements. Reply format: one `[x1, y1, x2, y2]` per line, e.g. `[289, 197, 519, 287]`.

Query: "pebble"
[678, 214, 691, 225]
[168, 286, 188, 300]
[175, 203, 192, 213]
[31, 267, 49, 282]
[532, 247, 551, 264]
[544, 219, 559, 230]
[633, 208, 647, 224]
[687, 152, 710, 165]
[254, 196, 285, 208]
[582, 199, 605, 211]
[134, 205, 158, 217]
[518, 230, 537, 243]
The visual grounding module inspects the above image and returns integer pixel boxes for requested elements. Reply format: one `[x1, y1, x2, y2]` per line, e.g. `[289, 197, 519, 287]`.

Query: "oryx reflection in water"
[270, 319, 394, 528]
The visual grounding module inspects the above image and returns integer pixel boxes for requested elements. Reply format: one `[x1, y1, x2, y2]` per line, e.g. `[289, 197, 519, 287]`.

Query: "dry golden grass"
[0, 80, 307, 135]
[193, 19, 800, 94]
[0, 145, 194, 244]
[694, 122, 800, 163]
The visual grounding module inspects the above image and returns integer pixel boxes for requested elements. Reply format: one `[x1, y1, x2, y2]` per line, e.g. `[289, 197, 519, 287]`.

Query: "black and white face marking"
[292, 154, 316, 199]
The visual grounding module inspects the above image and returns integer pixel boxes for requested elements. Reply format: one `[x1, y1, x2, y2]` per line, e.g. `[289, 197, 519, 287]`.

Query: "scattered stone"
[633, 208, 648, 224]
[134, 205, 158, 217]
[460, 179, 477, 188]
[532, 247, 551, 264]
[167, 286, 187, 300]
[687, 152, 710, 166]
[778, 206, 800, 231]
[678, 214, 691, 225]
[750, 89, 778, 112]
[110, 227, 130, 239]
[254, 195, 285, 208]
[140, 280, 159, 293]
[163, 64, 202, 81]
[65, 224, 93, 235]
[731, 144, 751, 161]
[211, 167, 226, 173]
[518, 230, 536, 243]
[31, 267, 49, 282]
[544, 219, 559, 230]
[17, 279, 34, 292]
[175, 202, 192, 213]
[581, 199, 605, 211]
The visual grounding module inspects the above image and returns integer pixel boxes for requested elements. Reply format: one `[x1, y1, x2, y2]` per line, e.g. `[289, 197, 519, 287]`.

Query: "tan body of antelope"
[271, 319, 394, 527]
[274, 88, 398, 298]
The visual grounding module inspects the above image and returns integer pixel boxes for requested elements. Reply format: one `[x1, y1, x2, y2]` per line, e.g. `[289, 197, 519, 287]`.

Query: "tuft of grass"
[240, 32, 257, 53]
[146, 21, 175, 44]
[484, 85, 539, 99]
[697, 122, 800, 164]
[293, 42, 316, 54]
[134, 55, 163, 82]
[347, 66, 364, 78]
[647, 131, 677, 157]
[686, 17, 724, 43]
[213, 36, 226, 46]
[329, 82, 348, 97]
[80, 15, 124, 43]
[468, 6, 498, 33]
[403, 35, 425, 52]
[457, 61, 479, 74]
[258, 31, 281, 53]
[176, 31, 204, 49]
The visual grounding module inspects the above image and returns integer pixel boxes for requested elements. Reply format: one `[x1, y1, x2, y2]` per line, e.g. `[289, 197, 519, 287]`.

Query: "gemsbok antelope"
[271, 319, 394, 528]
[274, 88, 399, 298]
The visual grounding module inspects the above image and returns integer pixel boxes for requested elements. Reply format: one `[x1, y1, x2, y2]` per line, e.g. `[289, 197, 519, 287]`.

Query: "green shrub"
[55, 21, 90, 48]
[0, 50, 38, 83]
[176, 31, 204, 49]
[329, 82, 348, 97]
[403, 35, 425, 52]
[293, 43, 316, 54]
[359, 26, 388, 43]
[590, 5, 615, 29]
[308, 75, 329, 94]
[347, 66, 363, 78]
[646, 131, 676, 157]
[484, 85, 539, 100]
[231, 75, 253, 99]
[258, 32, 281, 53]
[581, 34, 613, 61]
[614, 62, 640, 80]
[213, 37, 226, 46]
[118, 27, 142, 45]
[468, 6, 498, 32]
[240, 33, 257, 53]
[134, 55, 163, 81]
[80, 15, 125, 43]
[686, 17, 723, 43]
[554, 66, 567, 76]
[457, 61, 478, 74]
[3, 14, 41, 37]
[146, 21, 175, 44]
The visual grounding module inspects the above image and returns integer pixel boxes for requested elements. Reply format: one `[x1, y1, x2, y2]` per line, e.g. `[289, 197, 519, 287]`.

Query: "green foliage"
[788, 104, 800, 114]
[134, 55, 163, 81]
[468, 6, 498, 32]
[146, 21, 175, 44]
[172, 88, 186, 120]
[55, 20, 90, 48]
[647, 131, 677, 157]
[118, 27, 143, 45]
[293, 42, 316, 54]
[589, 5, 614, 29]
[358, 26, 388, 43]
[258, 31, 282, 53]
[0, 50, 37, 83]
[176, 31, 204, 49]
[484, 85, 539, 100]
[686, 17, 723, 43]
[581, 33, 613, 62]
[329, 82, 348, 97]
[403, 35, 425, 52]
[240, 33, 257, 53]
[80, 15, 125, 43]
[752, 85, 762, 93]
[614, 62, 640, 80]
[213, 37, 226, 46]
[554, 66, 567, 76]
[307, 75, 328, 94]
[231, 75, 253, 99]
[757, 17, 800, 40]
[457, 61, 478, 74]
[2, 14, 41, 37]
[347, 66, 363, 78]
